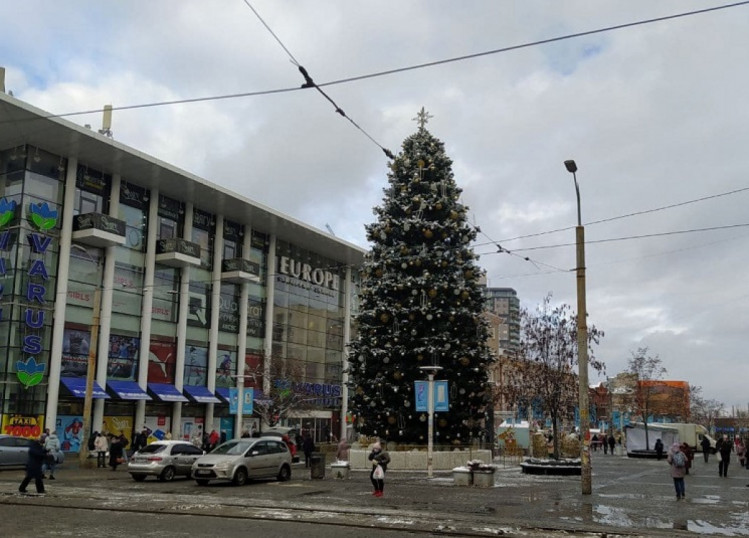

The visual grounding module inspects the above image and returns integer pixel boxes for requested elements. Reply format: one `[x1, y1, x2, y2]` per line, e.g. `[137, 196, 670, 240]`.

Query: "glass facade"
[0, 134, 358, 447]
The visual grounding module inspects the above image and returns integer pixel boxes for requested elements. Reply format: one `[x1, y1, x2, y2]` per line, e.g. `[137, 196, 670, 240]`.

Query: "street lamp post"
[564, 159, 592, 495]
[419, 365, 443, 478]
[78, 285, 101, 466]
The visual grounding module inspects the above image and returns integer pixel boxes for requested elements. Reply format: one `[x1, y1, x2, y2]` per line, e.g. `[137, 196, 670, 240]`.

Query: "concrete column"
[340, 265, 352, 442]
[233, 226, 252, 437]
[204, 215, 223, 431]
[172, 203, 194, 434]
[45, 156, 78, 429]
[262, 234, 276, 398]
[135, 188, 159, 430]
[93, 173, 120, 431]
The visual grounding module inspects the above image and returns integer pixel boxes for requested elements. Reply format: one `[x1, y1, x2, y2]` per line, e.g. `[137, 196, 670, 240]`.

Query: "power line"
[241, 0, 394, 159]
[473, 185, 749, 248]
[505, 223, 749, 253]
[6, 1, 747, 125]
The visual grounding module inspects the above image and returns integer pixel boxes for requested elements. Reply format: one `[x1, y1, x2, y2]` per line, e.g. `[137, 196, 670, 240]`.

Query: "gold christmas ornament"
[417, 159, 425, 168]
[375, 268, 383, 277]
[380, 313, 390, 323]
[449, 210, 458, 220]
[438, 418, 448, 428]
[387, 416, 396, 425]
[461, 290, 469, 300]
[435, 202, 443, 210]
[424, 229, 433, 239]
[459, 357, 470, 366]
[428, 289, 437, 298]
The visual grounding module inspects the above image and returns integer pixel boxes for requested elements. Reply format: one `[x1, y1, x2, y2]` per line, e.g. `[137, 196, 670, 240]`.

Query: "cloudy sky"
[3, 1, 748, 411]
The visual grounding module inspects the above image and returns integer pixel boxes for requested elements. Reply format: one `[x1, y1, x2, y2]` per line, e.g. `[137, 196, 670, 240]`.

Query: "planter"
[472, 469, 496, 487]
[520, 458, 581, 476]
[452, 468, 473, 486]
[330, 462, 350, 480]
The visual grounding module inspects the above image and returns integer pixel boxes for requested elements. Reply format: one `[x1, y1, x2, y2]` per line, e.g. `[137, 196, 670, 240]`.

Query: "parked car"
[0, 435, 36, 468]
[191, 437, 292, 486]
[128, 440, 204, 482]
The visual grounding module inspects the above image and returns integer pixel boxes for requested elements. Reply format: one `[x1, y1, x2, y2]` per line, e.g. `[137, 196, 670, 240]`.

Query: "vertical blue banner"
[229, 387, 254, 415]
[414, 381, 449, 412]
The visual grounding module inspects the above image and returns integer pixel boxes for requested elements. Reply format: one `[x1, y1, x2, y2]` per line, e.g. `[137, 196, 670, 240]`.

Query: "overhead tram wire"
[241, 0, 395, 160]
[473, 185, 749, 249]
[6, 1, 747, 125]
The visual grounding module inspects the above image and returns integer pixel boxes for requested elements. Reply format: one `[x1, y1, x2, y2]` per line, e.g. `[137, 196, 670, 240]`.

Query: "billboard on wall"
[2, 414, 45, 438]
[61, 328, 91, 377]
[215, 350, 237, 388]
[148, 341, 176, 383]
[102, 416, 133, 445]
[56, 415, 84, 452]
[107, 335, 139, 381]
[184, 345, 208, 386]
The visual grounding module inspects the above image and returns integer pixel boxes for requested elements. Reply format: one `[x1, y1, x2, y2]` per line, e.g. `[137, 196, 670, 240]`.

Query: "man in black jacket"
[19, 437, 47, 494]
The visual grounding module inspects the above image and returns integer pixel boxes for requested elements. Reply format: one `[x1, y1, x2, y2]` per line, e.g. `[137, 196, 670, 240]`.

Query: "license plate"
[195, 470, 211, 476]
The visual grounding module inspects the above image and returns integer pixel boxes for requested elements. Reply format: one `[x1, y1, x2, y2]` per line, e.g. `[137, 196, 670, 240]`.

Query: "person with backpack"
[668, 442, 687, 501]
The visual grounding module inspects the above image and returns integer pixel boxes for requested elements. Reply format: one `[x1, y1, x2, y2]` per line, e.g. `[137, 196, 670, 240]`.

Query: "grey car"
[191, 437, 292, 486]
[128, 440, 204, 482]
[0, 435, 35, 468]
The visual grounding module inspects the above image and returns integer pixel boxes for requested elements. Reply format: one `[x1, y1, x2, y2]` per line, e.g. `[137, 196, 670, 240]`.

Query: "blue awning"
[215, 387, 230, 403]
[107, 380, 151, 400]
[184, 385, 221, 404]
[148, 383, 188, 402]
[60, 377, 110, 399]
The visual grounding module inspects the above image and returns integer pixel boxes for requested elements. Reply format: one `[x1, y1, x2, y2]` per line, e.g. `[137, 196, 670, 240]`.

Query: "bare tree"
[626, 347, 666, 450]
[506, 294, 605, 459]
[690, 385, 724, 434]
[243, 356, 315, 428]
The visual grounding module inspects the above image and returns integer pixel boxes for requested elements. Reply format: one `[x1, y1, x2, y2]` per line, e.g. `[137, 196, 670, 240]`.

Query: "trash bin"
[310, 452, 326, 479]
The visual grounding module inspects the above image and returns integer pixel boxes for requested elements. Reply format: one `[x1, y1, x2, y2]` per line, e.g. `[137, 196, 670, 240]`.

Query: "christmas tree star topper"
[413, 107, 433, 130]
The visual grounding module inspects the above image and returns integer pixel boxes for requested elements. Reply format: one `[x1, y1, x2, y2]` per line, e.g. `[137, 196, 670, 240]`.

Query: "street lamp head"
[564, 160, 578, 174]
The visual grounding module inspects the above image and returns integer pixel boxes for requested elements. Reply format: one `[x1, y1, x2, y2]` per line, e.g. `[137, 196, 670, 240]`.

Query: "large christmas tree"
[349, 109, 494, 445]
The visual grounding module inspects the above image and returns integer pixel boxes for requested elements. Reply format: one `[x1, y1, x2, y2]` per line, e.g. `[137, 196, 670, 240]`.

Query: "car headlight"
[214, 461, 231, 472]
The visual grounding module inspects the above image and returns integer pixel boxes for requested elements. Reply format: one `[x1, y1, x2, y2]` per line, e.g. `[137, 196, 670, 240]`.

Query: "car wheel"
[233, 467, 248, 486]
[131, 474, 147, 482]
[195, 479, 210, 486]
[277, 464, 291, 482]
[159, 466, 176, 482]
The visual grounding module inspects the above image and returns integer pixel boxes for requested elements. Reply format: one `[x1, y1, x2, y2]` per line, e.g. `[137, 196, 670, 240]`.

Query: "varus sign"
[0, 200, 55, 389]
[277, 256, 340, 291]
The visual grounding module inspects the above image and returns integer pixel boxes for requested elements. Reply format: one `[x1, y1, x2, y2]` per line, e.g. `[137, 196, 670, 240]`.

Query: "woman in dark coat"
[109, 435, 124, 471]
[19, 437, 47, 494]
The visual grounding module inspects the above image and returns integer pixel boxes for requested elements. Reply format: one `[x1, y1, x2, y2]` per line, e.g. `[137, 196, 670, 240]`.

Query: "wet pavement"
[0, 450, 747, 536]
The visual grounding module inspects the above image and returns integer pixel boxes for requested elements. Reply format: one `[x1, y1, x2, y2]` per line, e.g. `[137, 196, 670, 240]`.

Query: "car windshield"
[138, 444, 167, 454]
[211, 440, 252, 455]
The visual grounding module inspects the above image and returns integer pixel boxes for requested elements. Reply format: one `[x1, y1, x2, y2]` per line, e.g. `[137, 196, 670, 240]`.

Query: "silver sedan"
[128, 440, 204, 481]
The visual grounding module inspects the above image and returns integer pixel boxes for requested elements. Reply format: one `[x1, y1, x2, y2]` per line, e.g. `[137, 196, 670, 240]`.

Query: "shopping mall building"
[0, 91, 364, 451]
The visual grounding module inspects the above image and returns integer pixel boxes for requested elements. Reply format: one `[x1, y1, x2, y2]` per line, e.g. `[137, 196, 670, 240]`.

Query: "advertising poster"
[56, 415, 84, 452]
[148, 340, 176, 383]
[102, 416, 133, 444]
[181, 417, 204, 443]
[2, 414, 45, 438]
[184, 345, 208, 386]
[214, 350, 237, 388]
[220, 417, 234, 441]
[61, 328, 91, 377]
[107, 335, 139, 381]
[143, 416, 172, 444]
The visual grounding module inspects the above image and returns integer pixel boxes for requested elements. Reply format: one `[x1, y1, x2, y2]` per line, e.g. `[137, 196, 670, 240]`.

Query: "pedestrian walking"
[681, 443, 694, 475]
[654, 438, 664, 460]
[42, 430, 61, 479]
[736, 439, 746, 469]
[18, 437, 46, 495]
[368, 441, 391, 497]
[607, 434, 616, 455]
[667, 442, 687, 501]
[700, 435, 711, 463]
[717, 434, 733, 477]
[302, 434, 315, 468]
[592, 434, 599, 452]
[94, 432, 109, 468]
[108, 434, 124, 471]
[118, 431, 129, 462]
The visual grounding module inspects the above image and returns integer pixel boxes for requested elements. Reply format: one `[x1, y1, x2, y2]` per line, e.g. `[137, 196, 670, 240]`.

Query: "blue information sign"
[414, 381, 449, 412]
[229, 387, 254, 415]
